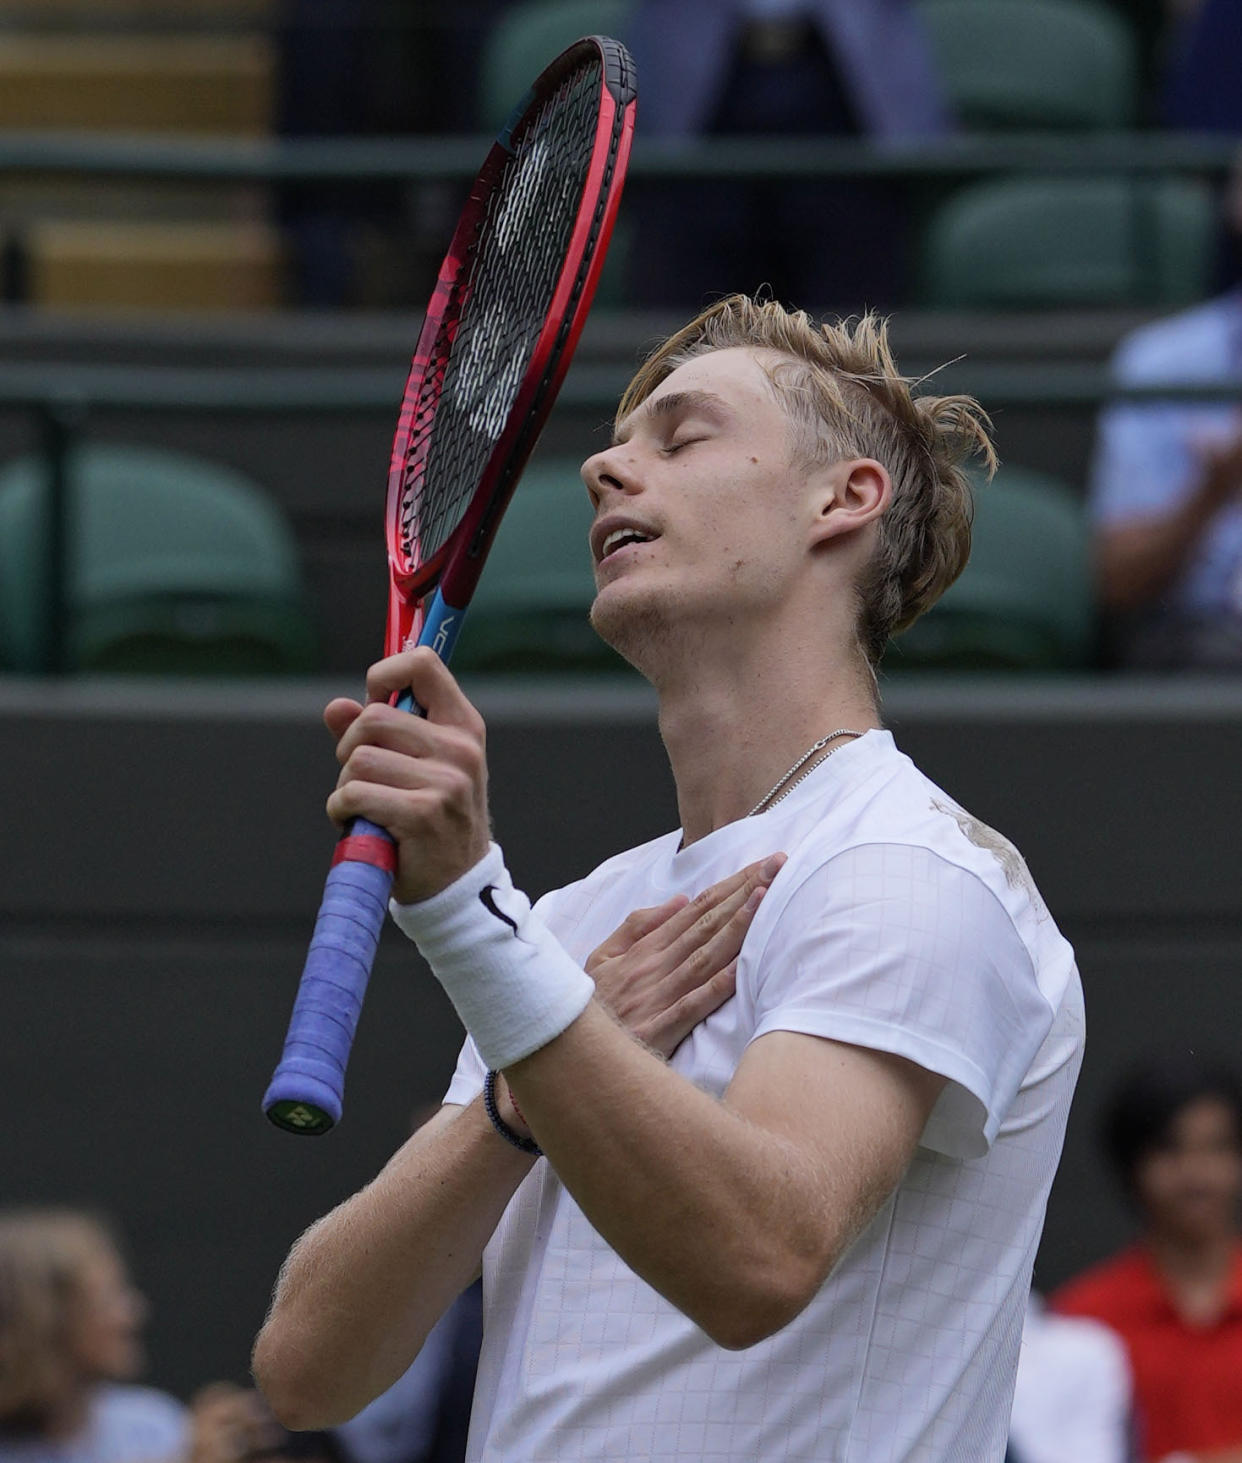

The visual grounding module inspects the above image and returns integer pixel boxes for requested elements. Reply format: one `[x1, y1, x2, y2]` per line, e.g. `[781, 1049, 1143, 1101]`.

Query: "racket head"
[383, 35, 637, 657]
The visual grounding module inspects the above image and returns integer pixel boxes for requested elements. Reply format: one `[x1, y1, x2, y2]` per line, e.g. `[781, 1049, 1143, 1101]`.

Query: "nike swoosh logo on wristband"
[479, 884, 520, 936]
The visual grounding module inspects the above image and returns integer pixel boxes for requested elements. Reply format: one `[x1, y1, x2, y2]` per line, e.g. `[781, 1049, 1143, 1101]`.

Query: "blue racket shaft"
[263, 592, 465, 1134]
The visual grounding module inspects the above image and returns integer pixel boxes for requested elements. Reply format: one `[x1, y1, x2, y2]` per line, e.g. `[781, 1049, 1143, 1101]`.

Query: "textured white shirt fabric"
[443, 730, 1084, 1462]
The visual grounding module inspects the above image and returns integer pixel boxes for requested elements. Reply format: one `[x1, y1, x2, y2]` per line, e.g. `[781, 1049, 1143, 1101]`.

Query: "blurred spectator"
[331, 1282, 480, 1463]
[1088, 160, 1242, 669]
[1051, 1054, 1242, 1463]
[1161, 0, 1242, 135]
[0, 1208, 329, 1463]
[1008, 1293, 1134, 1463]
[625, 0, 953, 313]
[276, 2, 509, 306]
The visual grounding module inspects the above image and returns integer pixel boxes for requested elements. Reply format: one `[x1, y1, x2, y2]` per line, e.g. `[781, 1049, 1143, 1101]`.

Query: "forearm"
[253, 1098, 532, 1428]
[1098, 473, 1231, 611]
[505, 1002, 840, 1349]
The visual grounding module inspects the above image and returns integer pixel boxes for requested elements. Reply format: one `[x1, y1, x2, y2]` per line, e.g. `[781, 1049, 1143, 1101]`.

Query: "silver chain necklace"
[746, 729, 867, 817]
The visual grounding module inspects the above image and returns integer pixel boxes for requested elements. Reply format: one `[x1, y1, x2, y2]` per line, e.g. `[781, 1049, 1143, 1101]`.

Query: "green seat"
[915, 0, 1137, 130]
[919, 176, 1215, 308]
[476, 0, 636, 134]
[0, 442, 317, 673]
[888, 466, 1094, 670]
[452, 456, 631, 674]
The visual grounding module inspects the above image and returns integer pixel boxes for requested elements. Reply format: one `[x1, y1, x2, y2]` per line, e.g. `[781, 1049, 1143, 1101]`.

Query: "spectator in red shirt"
[1052, 1054, 1242, 1463]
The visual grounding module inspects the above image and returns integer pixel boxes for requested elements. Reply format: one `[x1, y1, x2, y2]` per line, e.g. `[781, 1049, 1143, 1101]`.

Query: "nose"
[581, 442, 641, 510]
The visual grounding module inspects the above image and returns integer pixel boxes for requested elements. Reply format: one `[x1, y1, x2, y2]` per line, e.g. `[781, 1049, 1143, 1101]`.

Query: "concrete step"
[0, 1, 274, 30]
[0, 34, 274, 132]
[26, 218, 283, 310]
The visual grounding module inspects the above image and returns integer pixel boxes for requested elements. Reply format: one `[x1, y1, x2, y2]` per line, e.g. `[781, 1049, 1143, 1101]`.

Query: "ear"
[807, 458, 892, 547]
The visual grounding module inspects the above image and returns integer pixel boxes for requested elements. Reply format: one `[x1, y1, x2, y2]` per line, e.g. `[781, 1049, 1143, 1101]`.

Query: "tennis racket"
[264, 35, 637, 1135]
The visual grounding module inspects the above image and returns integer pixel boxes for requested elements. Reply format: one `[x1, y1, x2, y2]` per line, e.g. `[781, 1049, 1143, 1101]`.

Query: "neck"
[42, 1387, 92, 1441]
[1147, 1227, 1236, 1280]
[653, 629, 881, 844]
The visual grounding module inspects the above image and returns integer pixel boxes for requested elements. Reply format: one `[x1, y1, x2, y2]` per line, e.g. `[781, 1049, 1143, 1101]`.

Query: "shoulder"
[796, 737, 1060, 947]
[1111, 295, 1239, 382]
[1021, 1300, 1131, 1380]
[92, 1385, 187, 1458]
[1050, 1247, 1155, 1321]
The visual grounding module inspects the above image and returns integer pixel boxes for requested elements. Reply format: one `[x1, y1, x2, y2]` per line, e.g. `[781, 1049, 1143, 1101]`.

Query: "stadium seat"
[919, 176, 1216, 308]
[887, 465, 1094, 671]
[914, 0, 1138, 130]
[0, 443, 316, 673]
[451, 457, 631, 674]
[476, 0, 636, 134]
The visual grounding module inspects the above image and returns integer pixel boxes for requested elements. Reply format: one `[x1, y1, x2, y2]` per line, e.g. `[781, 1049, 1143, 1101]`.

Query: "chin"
[589, 585, 678, 675]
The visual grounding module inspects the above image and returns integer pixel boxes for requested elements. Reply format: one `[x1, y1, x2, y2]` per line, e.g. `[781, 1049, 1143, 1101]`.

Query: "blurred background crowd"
[3, 3, 1242, 1463]
[1, 0, 1242, 677]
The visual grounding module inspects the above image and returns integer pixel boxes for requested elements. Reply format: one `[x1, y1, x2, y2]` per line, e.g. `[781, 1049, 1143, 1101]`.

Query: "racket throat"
[417, 587, 466, 663]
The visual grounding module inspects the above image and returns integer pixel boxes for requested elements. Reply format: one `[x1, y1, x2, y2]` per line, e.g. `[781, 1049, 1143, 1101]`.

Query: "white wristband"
[389, 844, 594, 1072]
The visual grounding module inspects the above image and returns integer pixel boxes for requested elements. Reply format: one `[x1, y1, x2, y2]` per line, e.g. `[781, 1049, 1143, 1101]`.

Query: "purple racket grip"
[264, 816, 397, 1134]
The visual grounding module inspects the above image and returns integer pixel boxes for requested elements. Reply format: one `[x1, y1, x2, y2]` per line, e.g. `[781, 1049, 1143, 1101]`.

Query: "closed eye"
[663, 437, 704, 456]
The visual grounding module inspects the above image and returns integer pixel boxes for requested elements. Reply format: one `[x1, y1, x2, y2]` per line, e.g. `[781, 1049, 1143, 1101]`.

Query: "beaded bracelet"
[483, 1069, 542, 1157]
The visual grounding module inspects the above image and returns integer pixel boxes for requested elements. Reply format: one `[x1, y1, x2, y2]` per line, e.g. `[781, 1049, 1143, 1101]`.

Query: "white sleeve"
[1088, 399, 1198, 525]
[747, 843, 1053, 1159]
[443, 1034, 486, 1107]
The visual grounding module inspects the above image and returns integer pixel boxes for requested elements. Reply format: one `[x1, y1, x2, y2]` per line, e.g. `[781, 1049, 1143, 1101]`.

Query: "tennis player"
[254, 295, 1084, 1461]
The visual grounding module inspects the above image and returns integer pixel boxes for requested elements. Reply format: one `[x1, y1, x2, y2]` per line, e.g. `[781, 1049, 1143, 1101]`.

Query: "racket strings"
[398, 61, 604, 569]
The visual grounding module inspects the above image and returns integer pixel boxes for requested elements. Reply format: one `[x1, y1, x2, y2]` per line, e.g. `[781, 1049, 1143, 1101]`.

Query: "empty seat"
[0, 442, 316, 673]
[451, 457, 630, 674]
[888, 465, 1094, 670]
[914, 0, 1138, 130]
[919, 176, 1216, 309]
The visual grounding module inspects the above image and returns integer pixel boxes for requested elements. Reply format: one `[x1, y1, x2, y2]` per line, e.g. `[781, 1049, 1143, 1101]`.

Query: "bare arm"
[253, 1099, 531, 1429]
[254, 715, 773, 1430]
[1097, 434, 1242, 611]
[505, 1006, 943, 1349]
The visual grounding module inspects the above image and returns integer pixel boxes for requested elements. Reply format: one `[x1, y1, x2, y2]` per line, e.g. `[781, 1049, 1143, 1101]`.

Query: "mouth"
[593, 523, 658, 565]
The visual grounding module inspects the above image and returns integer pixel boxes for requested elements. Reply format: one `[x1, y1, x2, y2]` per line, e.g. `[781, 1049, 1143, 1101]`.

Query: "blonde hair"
[0, 1210, 117, 1434]
[618, 294, 997, 666]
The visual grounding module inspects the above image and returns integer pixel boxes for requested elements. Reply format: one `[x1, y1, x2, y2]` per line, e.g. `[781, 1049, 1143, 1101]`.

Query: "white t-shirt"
[1008, 1296, 1132, 1463]
[444, 730, 1084, 1462]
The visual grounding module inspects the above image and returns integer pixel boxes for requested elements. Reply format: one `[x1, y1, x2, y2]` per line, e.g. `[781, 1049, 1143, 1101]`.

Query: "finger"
[658, 859, 780, 963]
[335, 742, 447, 795]
[652, 960, 740, 1056]
[327, 778, 448, 835]
[645, 853, 784, 952]
[334, 702, 482, 771]
[660, 883, 767, 995]
[323, 697, 364, 743]
[364, 647, 486, 735]
[682, 882, 767, 976]
[589, 895, 690, 962]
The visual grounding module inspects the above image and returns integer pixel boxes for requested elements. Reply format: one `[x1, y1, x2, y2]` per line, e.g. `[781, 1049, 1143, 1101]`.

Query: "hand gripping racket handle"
[264, 593, 465, 1135]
